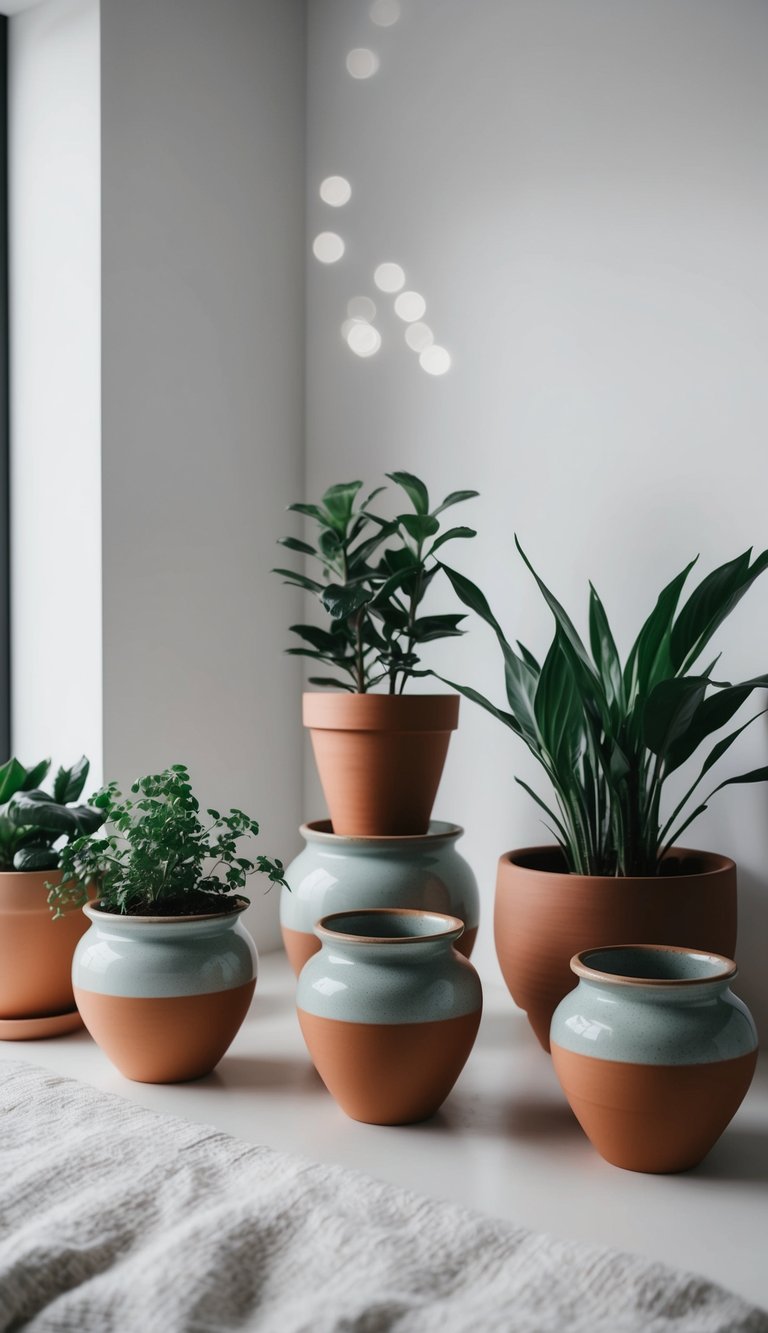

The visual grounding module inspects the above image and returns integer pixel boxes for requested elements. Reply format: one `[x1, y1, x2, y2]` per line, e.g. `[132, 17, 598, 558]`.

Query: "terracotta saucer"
[0, 1008, 84, 1041]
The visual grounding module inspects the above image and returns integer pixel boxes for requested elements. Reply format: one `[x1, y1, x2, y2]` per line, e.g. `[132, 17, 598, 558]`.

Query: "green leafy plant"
[440, 542, 768, 876]
[0, 756, 104, 872]
[274, 472, 478, 694]
[48, 764, 287, 917]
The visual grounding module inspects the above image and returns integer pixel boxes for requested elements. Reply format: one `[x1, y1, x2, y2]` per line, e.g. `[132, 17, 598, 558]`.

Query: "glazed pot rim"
[84, 896, 249, 925]
[315, 906, 465, 946]
[571, 943, 738, 987]
[499, 845, 735, 882]
[301, 818, 463, 846]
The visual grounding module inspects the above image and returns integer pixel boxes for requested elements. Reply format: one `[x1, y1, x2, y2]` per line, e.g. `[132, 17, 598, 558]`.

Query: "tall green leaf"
[671, 548, 768, 673]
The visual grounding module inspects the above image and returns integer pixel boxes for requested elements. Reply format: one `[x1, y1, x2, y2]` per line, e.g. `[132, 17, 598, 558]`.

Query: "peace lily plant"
[274, 472, 479, 835]
[439, 542, 768, 1048]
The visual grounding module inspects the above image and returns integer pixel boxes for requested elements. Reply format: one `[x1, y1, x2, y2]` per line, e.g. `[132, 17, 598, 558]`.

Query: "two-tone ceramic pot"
[73, 900, 258, 1083]
[297, 908, 482, 1125]
[551, 945, 758, 1173]
[303, 692, 459, 836]
[281, 820, 480, 976]
[0, 871, 88, 1039]
[495, 847, 737, 1050]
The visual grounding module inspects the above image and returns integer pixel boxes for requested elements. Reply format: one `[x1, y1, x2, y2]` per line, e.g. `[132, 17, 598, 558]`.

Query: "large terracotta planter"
[0, 871, 89, 1036]
[280, 819, 480, 975]
[303, 692, 459, 836]
[551, 945, 758, 1173]
[495, 846, 737, 1051]
[297, 908, 482, 1124]
[73, 901, 257, 1083]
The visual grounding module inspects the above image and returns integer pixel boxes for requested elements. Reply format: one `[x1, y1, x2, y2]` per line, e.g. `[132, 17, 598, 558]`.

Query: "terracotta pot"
[551, 945, 758, 1173]
[73, 901, 257, 1083]
[303, 692, 459, 836]
[297, 908, 482, 1124]
[495, 846, 737, 1052]
[280, 819, 480, 975]
[0, 871, 89, 1031]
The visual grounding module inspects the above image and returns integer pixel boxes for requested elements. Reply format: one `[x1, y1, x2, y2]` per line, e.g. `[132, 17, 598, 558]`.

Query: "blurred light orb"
[370, 0, 401, 26]
[394, 290, 426, 322]
[347, 295, 377, 321]
[312, 231, 345, 263]
[374, 262, 405, 292]
[420, 344, 451, 375]
[341, 318, 359, 340]
[346, 48, 380, 79]
[320, 175, 352, 207]
[404, 321, 434, 352]
[347, 322, 382, 357]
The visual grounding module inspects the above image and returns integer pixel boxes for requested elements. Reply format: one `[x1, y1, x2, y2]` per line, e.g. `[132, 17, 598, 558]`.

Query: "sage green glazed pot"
[297, 908, 482, 1125]
[73, 901, 258, 1084]
[280, 820, 479, 976]
[551, 944, 758, 1173]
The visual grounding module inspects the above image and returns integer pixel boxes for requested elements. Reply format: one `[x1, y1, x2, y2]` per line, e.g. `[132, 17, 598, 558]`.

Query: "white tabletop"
[1, 951, 765, 1311]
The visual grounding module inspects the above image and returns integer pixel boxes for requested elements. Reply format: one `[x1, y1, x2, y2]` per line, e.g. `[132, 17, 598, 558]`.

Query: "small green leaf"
[431, 489, 479, 517]
[387, 471, 429, 515]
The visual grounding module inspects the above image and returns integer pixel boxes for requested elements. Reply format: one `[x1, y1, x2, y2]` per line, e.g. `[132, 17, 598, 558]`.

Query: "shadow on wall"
[734, 865, 768, 1035]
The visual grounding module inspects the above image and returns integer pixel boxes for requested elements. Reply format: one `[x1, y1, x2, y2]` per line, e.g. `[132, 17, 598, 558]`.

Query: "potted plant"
[52, 764, 287, 1083]
[441, 542, 768, 1049]
[274, 471, 478, 835]
[0, 755, 105, 1037]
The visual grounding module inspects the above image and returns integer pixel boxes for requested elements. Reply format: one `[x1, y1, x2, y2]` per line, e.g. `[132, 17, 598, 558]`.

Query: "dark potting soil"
[96, 893, 248, 918]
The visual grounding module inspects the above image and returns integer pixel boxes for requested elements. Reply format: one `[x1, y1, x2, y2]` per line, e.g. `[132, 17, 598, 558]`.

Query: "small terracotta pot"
[303, 692, 459, 836]
[73, 901, 257, 1083]
[297, 908, 482, 1124]
[551, 945, 758, 1173]
[0, 871, 89, 1029]
[280, 819, 480, 975]
[495, 846, 737, 1051]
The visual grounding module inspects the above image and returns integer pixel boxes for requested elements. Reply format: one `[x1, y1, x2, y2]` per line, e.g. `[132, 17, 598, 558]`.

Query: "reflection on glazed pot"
[297, 908, 482, 1125]
[551, 944, 758, 1173]
[281, 820, 479, 975]
[73, 901, 258, 1083]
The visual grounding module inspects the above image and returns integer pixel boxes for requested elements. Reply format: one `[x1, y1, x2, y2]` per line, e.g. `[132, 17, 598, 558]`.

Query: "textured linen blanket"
[0, 1060, 764, 1333]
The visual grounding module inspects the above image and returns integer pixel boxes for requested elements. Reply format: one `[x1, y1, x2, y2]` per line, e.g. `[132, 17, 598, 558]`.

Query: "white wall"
[9, 0, 102, 782]
[101, 0, 306, 948]
[306, 0, 768, 1023]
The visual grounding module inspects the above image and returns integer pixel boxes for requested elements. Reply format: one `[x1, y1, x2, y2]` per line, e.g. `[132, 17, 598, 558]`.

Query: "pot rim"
[571, 943, 737, 987]
[499, 845, 735, 882]
[300, 818, 463, 846]
[315, 906, 465, 946]
[302, 690, 460, 732]
[84, 896, 249, 925]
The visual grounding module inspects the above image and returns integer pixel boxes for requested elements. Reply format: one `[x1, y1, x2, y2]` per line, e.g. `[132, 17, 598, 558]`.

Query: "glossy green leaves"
[274, 473, 478, 694]
[0, 755, 105, 873]
[442, 546, 768, 876]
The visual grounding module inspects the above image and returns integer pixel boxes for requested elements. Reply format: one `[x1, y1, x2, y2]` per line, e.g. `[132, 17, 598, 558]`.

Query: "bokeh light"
[347, 323, 382, 357]
[370, 0, 400, 27]
[312, 232, 345, 263]
[419, 345, 451, 375]
[374, 262, 406, 293]
[319, 176, 352, 207]
[394, 290, 427, 322]
[346, 48, 380, 79]
[404, 321, 434, 352]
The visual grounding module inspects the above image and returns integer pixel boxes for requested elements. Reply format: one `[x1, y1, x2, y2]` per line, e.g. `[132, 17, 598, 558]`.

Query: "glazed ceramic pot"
[281, 819, 480, 975]
[73, 900, 257, 1083]
[297, 908, 482, 1125]
[495, 846, 737, 1051]
[0, 871, 89, 1038]
[303, 692, 459, 836]
[551, 945, 758, 1173]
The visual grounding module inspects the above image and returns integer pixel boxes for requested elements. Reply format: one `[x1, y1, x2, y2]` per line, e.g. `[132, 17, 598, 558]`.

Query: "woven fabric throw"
[0, 1059, 764, 1333]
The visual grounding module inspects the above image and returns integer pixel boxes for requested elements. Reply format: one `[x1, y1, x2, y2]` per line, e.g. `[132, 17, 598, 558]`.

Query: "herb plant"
[0, 756, 104, 872]
[49, 764, 287, 917]
[274, 472, 478, 694]
[441, 542, 768, 877]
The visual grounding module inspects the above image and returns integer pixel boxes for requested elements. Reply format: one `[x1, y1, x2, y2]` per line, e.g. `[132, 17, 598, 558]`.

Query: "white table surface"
[1, 952, 765, 1312]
